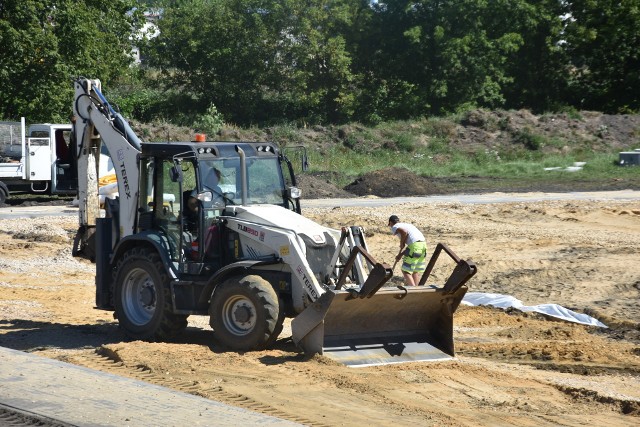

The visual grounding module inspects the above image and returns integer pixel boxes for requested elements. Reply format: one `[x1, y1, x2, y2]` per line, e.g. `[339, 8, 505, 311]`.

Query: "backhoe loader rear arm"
[72, 78, 141, 254]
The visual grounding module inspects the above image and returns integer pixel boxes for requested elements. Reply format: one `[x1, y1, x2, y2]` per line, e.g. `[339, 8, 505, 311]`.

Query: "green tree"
[148, 0, 357, 125]
[430, 0, 525, 113]
[348, 0, 530, 119]
[269, 0, 357, 122]
[500, 0, 567, 112]
[0, 0, 142, 122]
[148, 0, 264, 123]
[564, 0, 640, 112]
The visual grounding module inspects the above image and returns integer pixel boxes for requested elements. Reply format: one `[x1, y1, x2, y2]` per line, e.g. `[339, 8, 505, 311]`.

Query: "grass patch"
[127, 110, 639, 194]
[307, 145, 639, 190]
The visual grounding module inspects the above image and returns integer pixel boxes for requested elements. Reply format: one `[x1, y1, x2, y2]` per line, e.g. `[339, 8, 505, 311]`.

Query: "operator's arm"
[394, 227, 409, 260]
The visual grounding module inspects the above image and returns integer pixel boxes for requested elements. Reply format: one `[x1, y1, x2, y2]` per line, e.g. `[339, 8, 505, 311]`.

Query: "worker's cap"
[388, 215, 400, 224]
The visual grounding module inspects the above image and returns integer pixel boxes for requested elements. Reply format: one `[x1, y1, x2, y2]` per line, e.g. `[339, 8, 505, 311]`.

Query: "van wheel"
[113, 248, 187, 340]
[209, 275, 281, 351]
[0, 182, 8, 205]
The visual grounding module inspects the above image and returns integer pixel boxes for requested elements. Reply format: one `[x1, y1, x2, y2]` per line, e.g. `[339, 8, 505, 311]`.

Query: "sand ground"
[0, 197, 639, 426]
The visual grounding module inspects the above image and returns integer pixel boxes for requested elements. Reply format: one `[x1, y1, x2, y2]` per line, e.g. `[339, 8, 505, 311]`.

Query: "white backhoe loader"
[72, 78, 476, 367]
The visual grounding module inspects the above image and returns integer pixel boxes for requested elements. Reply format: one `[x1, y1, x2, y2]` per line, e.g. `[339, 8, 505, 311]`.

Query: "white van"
[0, 118, 114, 204]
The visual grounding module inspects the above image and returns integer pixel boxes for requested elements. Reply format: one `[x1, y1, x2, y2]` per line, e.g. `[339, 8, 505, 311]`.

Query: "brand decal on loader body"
[237, 224, 260, 237]
[117, 149, 131, 199]
[296, 265, 319, 300]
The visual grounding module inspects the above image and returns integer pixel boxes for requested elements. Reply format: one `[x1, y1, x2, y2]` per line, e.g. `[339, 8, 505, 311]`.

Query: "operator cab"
[136, 141, 301, 274]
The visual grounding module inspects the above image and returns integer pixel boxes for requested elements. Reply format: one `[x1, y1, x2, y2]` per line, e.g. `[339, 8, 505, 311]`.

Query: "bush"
[270, 124, 300, 147]
[424, 118, 457, 139]
[513, 128, 545, 151]
[394, 132, 416, 152]
[194, 104, 225, 136]
[109, 88, 164, 122]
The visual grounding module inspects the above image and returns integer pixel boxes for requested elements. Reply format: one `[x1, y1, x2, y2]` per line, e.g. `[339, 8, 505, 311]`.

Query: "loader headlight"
[288, 186, 301, 199]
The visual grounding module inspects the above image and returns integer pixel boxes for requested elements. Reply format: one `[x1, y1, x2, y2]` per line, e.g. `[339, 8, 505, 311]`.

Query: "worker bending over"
[388, 215, 427, 286]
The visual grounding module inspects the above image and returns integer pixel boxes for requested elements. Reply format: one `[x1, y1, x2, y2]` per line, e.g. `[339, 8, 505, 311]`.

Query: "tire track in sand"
[67, 348, 330, 427]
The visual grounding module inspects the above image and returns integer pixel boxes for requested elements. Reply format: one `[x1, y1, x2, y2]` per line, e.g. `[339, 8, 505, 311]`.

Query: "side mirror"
[283, 145, 309, 172]
[170, 165, 183, 182]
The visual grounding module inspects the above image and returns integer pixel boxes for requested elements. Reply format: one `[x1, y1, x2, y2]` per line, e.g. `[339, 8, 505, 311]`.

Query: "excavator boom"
[72, 78, 141, 257]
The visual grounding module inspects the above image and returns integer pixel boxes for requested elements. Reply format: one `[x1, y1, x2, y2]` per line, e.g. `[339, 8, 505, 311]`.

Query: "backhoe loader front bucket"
[291, 243, 476, 367]
[292, 285, 468, 367]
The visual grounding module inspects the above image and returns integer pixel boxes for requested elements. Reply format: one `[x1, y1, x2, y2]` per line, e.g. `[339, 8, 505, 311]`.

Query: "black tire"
[0, 182, 8, 205]
[265, 295, 286, 347]
[113, 247, 187, 341]
[209, 274, 282, 351]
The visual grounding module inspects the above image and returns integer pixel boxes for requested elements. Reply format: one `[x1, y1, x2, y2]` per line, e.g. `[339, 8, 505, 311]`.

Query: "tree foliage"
[564, 0, 640, 113]
[0, 0, 142, 121]
[152, 0, 638, 124]
[147, 0, 357, 124]
[352, 0, 530, 117]
[0, 0, 638, 125]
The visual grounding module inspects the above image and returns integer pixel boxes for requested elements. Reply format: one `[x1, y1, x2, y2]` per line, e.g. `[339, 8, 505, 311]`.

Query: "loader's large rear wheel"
[209, 275, 282, 351]
[113, 248, 187, 341]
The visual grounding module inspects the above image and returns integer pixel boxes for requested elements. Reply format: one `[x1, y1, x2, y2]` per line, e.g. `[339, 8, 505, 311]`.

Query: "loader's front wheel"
[209, 275, 281, 351]
[113, 248, 187, 341]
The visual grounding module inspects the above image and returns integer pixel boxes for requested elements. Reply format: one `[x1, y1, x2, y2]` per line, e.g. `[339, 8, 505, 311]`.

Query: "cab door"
[25, 136, 51, 182]
[51, 128, 75, 192]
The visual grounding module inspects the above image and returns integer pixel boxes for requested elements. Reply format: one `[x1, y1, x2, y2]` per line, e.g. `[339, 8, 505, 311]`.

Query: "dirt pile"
[295, 172, 354, 199]
[455, 110, 640, 153]
[343, 167, 426, 197]
[131, 110, 640, 155]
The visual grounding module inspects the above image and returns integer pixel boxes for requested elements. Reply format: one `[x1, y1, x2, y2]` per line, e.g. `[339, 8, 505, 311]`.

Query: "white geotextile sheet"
[462, 292, 607, 328]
